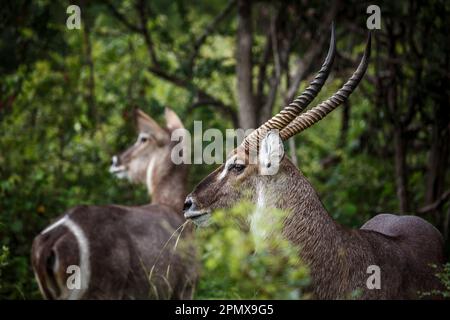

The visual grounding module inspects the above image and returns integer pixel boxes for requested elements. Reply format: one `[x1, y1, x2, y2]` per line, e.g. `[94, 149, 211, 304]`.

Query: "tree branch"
[284, 4, 337, 103]
[258, 12, 282, 123]
[136, 0, 158, 65]
[418, 190, 450, 214]
[256, 26, 272, 107]
[106, 0, 237, 125]
[188, 0, 237, 71]
[189, 100, 239, 127]
[148, 65, 237, 126]
[236, 0, 255, 129]
[105, 1, 142, 33]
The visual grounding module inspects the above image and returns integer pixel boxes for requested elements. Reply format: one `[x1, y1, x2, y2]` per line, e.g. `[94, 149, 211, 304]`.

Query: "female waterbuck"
[183, 28, 444, 299]
[32, 108, 197, 299]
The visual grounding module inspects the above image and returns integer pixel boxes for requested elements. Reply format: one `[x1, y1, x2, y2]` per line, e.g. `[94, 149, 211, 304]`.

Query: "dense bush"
[420, 263, 450, 299]
[194, 202, 311, 299]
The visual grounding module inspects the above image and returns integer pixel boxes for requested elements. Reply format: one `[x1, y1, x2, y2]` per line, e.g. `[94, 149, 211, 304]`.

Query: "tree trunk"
[394, 127, 409, 213]
[236, 0, 256, 130]
[425, 103, 450, 229]
[339, 100, 350, 148]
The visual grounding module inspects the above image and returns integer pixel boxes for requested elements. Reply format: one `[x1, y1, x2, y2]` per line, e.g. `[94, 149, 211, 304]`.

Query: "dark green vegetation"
[1, 1, 449, 299]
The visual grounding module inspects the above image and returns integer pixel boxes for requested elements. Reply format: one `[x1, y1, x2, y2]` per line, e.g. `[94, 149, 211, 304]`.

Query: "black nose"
[183, 197, 193, 212]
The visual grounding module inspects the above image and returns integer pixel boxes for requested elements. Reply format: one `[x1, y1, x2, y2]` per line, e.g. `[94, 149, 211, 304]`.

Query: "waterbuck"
[32, 108, 197, 299]
[183, 28, 444, 299]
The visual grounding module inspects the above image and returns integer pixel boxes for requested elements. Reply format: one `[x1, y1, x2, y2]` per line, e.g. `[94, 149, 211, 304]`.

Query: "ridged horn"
[242, 23, 337, 152]
[280, 32, 371, 141]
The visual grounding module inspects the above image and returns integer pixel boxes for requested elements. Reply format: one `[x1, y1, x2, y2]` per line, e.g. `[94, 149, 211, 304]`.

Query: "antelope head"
[110, 107, 184, 192]
[184, 26, 371, 227]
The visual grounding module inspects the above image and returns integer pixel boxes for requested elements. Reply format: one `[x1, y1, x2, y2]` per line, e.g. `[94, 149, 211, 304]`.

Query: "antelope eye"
[229, 163, 246, 173]
[140, 136, 148, 143]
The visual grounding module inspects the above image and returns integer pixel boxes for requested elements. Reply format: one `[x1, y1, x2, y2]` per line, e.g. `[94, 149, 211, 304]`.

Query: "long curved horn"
[280, 33, 371, 141]
[242, 23, 337, 152]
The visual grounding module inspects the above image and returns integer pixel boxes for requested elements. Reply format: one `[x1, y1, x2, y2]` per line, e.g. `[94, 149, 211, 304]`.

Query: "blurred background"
[0, 0, 449, 299]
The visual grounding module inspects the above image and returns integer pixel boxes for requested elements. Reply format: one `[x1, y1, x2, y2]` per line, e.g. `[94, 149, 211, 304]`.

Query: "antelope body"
[183, 27, 444, 299]
[32, 108, 197, 299]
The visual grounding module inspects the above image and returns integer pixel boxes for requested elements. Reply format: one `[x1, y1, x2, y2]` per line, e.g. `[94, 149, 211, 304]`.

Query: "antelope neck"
[146, 152, 189, 212]
[255, 160, 349, 271]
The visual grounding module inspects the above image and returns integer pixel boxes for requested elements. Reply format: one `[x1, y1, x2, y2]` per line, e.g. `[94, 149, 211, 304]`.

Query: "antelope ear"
[134, 108, 168, 144]
[165, 107, 184, 131]
[258, 130, 284, 176]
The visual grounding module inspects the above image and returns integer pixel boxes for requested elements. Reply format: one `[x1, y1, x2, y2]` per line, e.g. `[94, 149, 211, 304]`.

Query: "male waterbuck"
[183, 28, 444, 299]
[32, 108, 197, 299]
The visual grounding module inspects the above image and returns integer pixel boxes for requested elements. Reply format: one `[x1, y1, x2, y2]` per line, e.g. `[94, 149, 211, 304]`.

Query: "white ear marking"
[259, 130, 284, 176]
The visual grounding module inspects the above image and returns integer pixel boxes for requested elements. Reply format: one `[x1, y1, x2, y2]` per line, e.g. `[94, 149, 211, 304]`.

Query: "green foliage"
[0, 246, 10, 290]
[0, 0, 448, 300]
[0, 58, 146, 298]
[195, 202, 311, 299]
[436, 263, 450, 298]
[421, 263, 450, 299]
